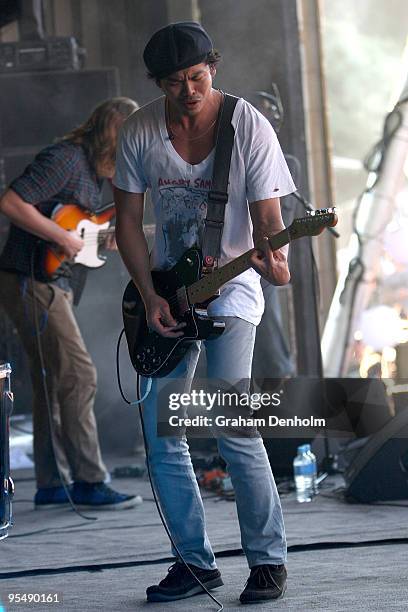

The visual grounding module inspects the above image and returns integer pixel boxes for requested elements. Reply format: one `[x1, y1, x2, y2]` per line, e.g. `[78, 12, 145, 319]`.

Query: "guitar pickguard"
[73, 219, 110, 268]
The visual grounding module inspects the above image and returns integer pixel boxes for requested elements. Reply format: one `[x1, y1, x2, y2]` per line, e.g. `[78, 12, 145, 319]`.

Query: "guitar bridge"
[194, 308, 209, 317]
[194, 310, 225, 340]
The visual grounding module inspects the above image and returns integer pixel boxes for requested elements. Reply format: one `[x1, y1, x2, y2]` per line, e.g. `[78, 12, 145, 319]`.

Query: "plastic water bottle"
[308, 446, 318, 496]
[293, 444, 317, 503]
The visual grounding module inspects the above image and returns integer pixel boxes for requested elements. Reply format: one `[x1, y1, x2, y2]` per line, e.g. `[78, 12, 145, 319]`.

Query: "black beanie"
[143, 21, 213, 79]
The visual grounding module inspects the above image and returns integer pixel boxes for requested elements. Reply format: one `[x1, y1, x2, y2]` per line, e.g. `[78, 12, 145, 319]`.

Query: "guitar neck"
[187, 227, 291, 305]
[97, 226, 115, 244]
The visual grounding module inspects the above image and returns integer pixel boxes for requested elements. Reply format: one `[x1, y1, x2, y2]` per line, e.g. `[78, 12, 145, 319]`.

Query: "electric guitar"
[42, 203, 116, 279]
[122, 208, 338, 378]
[43, 203, 156, 279]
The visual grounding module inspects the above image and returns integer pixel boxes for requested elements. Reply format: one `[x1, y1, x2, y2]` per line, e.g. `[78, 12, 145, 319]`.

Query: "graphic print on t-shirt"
[158, 180, 210, 267]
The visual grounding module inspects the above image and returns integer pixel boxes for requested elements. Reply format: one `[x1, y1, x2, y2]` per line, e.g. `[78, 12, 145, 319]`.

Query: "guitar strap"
[201, 92, 239, 271]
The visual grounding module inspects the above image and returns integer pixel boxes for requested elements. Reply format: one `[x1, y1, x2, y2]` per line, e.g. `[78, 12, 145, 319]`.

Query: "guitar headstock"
[288, 207, 338, 239]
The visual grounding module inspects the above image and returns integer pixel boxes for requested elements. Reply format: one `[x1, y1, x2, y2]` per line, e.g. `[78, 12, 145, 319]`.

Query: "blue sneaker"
[72, 482, 142, 510]
[34, 486, 71, 510]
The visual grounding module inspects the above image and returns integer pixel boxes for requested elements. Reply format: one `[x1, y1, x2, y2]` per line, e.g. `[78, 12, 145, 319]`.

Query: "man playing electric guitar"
[114, 22, 295, 604]
[0, 97, 142, 510]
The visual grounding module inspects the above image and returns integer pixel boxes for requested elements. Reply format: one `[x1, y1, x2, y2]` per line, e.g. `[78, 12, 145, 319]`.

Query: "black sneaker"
[146, 561, 223, 602]
[240, 564, 287, 604]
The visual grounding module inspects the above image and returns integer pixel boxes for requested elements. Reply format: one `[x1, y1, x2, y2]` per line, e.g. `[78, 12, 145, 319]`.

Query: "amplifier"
[0, 37, 84, 73]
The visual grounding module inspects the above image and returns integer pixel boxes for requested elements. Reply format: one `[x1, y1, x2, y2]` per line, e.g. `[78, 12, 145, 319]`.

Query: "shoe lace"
[160, 562, 186, 587]
[247, 565, 283, 591]
[93, 483, 118, 499]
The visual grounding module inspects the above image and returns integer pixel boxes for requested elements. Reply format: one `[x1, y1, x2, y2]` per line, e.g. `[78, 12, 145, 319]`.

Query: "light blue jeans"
[140, 316, 287, 569]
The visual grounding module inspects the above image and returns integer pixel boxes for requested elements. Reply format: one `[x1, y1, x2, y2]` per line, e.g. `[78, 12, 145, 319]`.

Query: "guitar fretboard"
[187, 227, 291, 304]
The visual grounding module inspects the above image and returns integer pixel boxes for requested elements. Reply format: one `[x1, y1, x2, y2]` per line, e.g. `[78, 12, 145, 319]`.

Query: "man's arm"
[114, 186, 185, 337]
[0, 188, 83, 258]
[249, 197, 290, 286]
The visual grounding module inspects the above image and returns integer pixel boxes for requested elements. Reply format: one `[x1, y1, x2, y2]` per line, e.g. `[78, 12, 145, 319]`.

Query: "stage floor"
[1, 460, 407, 611]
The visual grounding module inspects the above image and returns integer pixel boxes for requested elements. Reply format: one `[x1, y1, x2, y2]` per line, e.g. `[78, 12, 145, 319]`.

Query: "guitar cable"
[116, 330, 224, 611]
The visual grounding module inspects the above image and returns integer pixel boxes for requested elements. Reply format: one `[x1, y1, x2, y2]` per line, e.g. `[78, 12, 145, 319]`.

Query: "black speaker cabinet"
[0, 68, 120, 149]
[344, 407, 408, 503]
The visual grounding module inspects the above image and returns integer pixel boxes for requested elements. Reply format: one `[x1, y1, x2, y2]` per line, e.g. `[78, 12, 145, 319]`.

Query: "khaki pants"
[0, 270, 107, 488]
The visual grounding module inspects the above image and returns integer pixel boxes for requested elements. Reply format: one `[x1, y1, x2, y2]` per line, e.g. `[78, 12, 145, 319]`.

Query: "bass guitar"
[43, 203, 116, 279]
[122, 208, 338, 378]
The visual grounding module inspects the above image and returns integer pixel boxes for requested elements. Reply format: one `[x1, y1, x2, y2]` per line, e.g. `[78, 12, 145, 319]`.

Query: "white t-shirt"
[114, 95, 295, 325]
